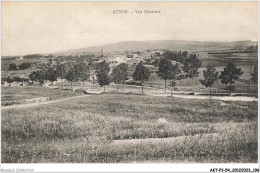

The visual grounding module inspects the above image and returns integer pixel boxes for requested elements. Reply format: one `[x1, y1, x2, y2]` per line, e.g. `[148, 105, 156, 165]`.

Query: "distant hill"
[54, 40, 256, 55]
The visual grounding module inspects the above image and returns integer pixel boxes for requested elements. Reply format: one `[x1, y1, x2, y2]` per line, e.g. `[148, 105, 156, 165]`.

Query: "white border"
[1, 163, 259, 172]
[0, 1, 259, 173]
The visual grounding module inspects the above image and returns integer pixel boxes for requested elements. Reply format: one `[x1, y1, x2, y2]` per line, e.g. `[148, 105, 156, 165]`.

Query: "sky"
[2, 1, 258, 56]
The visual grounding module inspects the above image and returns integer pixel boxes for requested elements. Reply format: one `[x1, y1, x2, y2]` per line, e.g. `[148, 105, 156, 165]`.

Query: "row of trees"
[9, 62, 31, 70]
[200, 63, 258, 96]
[156, 54, 201, 95]
[29, 68, 58, 87]
[29, 53, 257, 96]
[29, 62, 91, 88]
[155, 54, 257, 96]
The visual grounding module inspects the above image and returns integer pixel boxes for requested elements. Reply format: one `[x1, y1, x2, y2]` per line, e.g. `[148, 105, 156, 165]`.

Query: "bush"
[9, 63, 17, 70]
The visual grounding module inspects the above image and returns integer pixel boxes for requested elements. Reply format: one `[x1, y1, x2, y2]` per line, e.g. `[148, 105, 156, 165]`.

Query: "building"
[126, 53, 138, 58]
[16, 56, 23, 60]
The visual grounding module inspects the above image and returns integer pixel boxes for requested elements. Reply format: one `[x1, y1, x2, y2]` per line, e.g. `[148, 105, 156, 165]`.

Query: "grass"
[1, 92, 258, 163]
[1, 86, 83, 102]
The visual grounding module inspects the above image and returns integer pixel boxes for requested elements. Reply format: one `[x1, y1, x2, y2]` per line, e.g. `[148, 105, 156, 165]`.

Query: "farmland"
[1, 92, 257, 163]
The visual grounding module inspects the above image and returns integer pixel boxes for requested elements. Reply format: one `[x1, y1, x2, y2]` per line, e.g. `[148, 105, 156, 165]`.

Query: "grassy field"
[1, 92, 257, 163]
[1, 86, 84, 102]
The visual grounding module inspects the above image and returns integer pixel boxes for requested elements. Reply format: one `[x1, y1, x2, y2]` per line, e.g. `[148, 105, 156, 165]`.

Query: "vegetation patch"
[1, 93, 257, 163]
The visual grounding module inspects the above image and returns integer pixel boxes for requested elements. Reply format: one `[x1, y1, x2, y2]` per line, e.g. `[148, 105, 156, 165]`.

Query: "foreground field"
[1, 92, 258, 163]
[1, 86, 83, 102]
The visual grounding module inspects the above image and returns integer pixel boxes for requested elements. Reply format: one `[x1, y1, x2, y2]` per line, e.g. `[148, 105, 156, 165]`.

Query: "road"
[151, 93, 258, 102]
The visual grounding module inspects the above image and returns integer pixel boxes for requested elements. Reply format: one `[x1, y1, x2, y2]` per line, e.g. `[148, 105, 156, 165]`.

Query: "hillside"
[54, 40, 256, 55]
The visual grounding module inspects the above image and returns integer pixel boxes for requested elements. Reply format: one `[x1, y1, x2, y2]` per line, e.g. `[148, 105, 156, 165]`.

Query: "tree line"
[28, 53, 258, 96]
[156, 53, 257, 96]
[9, 62, 31, 70]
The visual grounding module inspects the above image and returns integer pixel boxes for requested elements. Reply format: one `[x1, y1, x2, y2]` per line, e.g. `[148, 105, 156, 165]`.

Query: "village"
[2, 48, 165, 88]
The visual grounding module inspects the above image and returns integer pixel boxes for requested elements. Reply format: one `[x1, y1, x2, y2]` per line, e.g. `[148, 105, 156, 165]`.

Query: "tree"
[157, 58, 181, 94]
[39, 69, 47, 84]
[219, 62, 243, 95]
[111, 63, 129, 91]
[169, 64, 181, 96]
[96, 61, 110, 91]
[251, 64, 258, 83]
[249, 65, 257, 91]
[56, 64, 67, 80]
[89, 61, 97, 88]
[19, 62, 31, 70]
[182, 51, 188, 57]
[74, 63, 90, 88]
[5, 77, 14, 87]
[65, 68, 77, 88]
[182, 54, 202, 95]
[9, 63, 17, 70]
[29, 70, 46, 84]
[132, 61, 150, 94]
[200, 65, 219, 98]
[46, 68, 58, 87]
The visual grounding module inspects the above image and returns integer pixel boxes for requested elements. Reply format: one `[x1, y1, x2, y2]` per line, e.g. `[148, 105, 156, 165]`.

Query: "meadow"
[1, 92, 257, 163]
[1, 86, 83, 102]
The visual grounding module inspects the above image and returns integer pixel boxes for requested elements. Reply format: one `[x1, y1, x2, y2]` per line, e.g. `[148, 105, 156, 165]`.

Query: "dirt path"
[150, 93, 258, 102]
[2, 86, 257, 110]
[109, 85, 258, 102]
[1, 95, 90, 110]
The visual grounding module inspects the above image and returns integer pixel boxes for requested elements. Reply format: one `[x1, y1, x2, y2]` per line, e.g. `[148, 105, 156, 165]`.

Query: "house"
[43, 81, 52, 87]
[16, 56, 23, 60]
[128, 54, 138, 58]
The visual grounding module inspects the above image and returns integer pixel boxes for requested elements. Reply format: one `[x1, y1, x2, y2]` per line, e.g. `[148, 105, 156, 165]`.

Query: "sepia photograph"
[1, 1, 259, 172]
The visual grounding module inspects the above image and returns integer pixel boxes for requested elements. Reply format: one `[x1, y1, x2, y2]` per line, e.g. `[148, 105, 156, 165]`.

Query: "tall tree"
[132, 61, 150, 94]
[182, 54, 202, 95]
[46, 68, 58, 87]
[251, 64, 258, 83]
[111, 63, 129, 91]
[56, 64, 67, 80]
[219, 62, 243, 95]
[74, 63, 90, 88]
[249, 65, 258, 91]
[96, 61, 110, 91]
[157, 58, 181, 94]
[65, 68, 77, 88]
[200, 65, 219, 98]
[29, 71, 40, 83]
[182, 51, 188, 57]
[29, 70, 46, 84]
[89, 61, 97, 88]
[169, 64, 182, 96]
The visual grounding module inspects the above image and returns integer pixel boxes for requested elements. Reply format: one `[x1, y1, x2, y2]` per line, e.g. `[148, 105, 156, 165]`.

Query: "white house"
[16, 57, 23, 60]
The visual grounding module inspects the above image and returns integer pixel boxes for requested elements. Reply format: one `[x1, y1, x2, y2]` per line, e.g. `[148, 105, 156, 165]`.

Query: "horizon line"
[2, 39, 258, 57]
